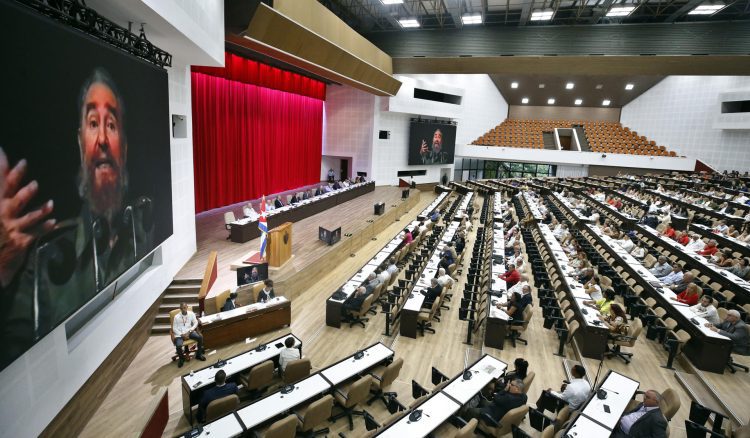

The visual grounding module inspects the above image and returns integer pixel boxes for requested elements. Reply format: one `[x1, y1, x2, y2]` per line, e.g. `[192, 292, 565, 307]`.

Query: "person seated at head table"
[257, 279, 275, 302]
[705, 309, 750, 356]
[221, 291, 239, 312]
[243, 203, 259, 219]
[289, 193, 299, 204]
[197, 369, 238, 423]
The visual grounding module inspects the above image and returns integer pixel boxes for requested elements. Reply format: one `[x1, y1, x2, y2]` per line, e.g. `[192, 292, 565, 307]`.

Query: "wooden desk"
[199, 297, 291, 349]
[181, 333, 302, 424]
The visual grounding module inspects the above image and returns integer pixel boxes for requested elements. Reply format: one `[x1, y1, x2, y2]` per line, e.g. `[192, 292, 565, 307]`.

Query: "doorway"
[340, 159, 349, 181]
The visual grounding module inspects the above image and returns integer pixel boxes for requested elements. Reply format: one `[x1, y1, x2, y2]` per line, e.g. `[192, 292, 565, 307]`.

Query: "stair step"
[164, 284, 201, 293]
[161, 292, 199, 304]
[151, 324, 171, 334]
[171, 278, 202, 286]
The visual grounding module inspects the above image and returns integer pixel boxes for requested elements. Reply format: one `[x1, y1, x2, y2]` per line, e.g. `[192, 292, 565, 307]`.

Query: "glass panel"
[523, 172, 534, 177]
[511, 171, 522, 178]
[523, 163, 536, 173]
[511, 163, 523, 172]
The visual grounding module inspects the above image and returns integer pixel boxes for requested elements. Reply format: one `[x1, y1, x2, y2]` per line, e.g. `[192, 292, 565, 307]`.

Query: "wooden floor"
[78, 190, 750, 438]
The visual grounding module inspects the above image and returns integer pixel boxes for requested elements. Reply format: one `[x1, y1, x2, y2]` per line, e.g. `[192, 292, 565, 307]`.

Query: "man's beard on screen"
[79, 154, 128, 224]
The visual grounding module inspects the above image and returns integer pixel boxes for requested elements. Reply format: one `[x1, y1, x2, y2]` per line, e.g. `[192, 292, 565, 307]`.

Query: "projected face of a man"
[79, 82, 126, 220]
[432, 129, 443, 152]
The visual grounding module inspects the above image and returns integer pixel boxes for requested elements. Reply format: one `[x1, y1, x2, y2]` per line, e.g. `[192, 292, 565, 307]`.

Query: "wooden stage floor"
[78, 189, 750, 438]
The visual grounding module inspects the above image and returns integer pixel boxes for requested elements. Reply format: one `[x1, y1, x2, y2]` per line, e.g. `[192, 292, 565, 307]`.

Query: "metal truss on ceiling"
[318, 0, 750, 31]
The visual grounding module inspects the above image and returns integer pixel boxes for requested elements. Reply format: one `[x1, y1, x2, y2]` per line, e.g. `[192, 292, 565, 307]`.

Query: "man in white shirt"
[278, 336, 301, 372]
[418, 221, 429, 234]
[507, 275, 529, 296]
[436, 267, 454, 288]
[690, 295, 720, 325]
[172, 303, 205, 367]
[386, 258, 398, 276]
[243, 204, 259, 220]
[658, 264, 684, 286]
[549, 365, 590, 410]
[377, 268, 390, 284]
[617, 235, 635, 252]
[685, 234, 706, 252]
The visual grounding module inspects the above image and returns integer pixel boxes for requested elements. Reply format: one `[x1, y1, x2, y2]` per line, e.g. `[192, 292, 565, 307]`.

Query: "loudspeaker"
[374, 202, 385, 215]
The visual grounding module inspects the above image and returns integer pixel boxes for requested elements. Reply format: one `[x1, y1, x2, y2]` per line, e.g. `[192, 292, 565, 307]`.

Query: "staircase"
[151, 278, 202, 335]
[543, 132, 557, 150]
[574, 126, 591, 152]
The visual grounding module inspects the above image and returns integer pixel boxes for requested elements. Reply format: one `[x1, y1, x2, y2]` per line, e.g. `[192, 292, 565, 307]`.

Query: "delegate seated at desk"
[420, 278, 443, 308]
[463, 379, 527, 426]
[546, 364, 590, 410]
[705, 309, 750, 355]
[690, 295, 720, 325]
[343, 287, 368, 317]
[279, 336, 301, 372]
[257, 279, 275, 302]
[501, 288, 532, 322]
[221, 292, 239, 312]
[198, 370, 238, 423]
[612, 390, 668, 438]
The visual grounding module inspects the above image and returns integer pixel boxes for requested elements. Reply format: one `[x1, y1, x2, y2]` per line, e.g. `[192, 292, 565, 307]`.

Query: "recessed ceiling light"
[566, 82, 575, 90]
[521, 97, 529, 104]
[688, 3, 726, 14]
[602, 99, 611, 106]
[548, 98, 556, 105]
[539, 84, 546, 89]
[606, 5, 637, 17]
[461, 13, 483, 24]
[575, 99, 583, 105]
[381, 0, 404, 4]
[625, 83, 634, 90]
[398, 18, 420, 28]
[530, 9, 555, 21]
[596, 84, 604, 90]
[511, 82, 519, 89]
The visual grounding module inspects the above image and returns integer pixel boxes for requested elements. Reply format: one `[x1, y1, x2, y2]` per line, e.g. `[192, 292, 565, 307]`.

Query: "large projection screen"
[0, 1, 173, 370]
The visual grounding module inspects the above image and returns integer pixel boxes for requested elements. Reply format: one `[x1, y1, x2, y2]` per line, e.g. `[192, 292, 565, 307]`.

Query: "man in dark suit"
[464, 379, 527, 425]
[274, 196, 284, 208]
[257, 279, 275, 302]
[198, 370, 238, 423]
[221, 292, 238, 312]
[342, 286, 368, 320]
[613, 390, 668, 438]
[314, 186, 323, 196]
[290, 193, 299, 204]
[421, 278, 443, 308]
[706, 309, 750, 355]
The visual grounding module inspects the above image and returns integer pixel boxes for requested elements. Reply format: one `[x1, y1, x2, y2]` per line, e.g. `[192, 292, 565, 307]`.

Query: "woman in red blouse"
[671, 283, 702, 305]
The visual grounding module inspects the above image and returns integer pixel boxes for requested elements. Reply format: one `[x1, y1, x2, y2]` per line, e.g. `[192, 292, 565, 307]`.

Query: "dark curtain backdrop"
[191, 69, 324, 213]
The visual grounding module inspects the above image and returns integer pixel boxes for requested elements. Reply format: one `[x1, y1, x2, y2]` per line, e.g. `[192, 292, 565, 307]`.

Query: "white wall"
[620, 76, 750, 172]
[323, 85, 375, 178]
[372, 74, 509, 185]
[0, 1, 214, 436]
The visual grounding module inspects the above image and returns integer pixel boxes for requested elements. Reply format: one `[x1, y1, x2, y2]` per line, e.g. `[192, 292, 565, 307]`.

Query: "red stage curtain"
[191, 71, 324, 213]
[192, 52, 326, 100]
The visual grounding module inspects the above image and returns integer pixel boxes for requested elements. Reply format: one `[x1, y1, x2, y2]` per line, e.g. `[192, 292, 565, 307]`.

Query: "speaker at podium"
[319, 226, 341, 246]
[374, 202, 385, 215]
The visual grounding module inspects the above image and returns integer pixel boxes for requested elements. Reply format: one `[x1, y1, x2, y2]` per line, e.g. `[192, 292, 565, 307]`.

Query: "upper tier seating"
[471, 119, 678, 157]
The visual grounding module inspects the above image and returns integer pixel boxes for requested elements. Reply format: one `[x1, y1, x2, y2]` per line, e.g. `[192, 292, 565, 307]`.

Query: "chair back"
[283, 358, 311, 384]
[343, 375, 373, 408]
[246, 360, 275, 391]
[380, 358, 404, 391]
[224, 211, 236, 225]
[660, 388, 681, 421]
[264, 414, 297, 438]
[497, 405, 530, 435]
[522, 371, 535, 394]
[299, 395, 334, 432]
[540, 424, 555, 438]
[205, 394, 239, 422]
[354, 294, 375, 317]
[453, 418, 478, 438]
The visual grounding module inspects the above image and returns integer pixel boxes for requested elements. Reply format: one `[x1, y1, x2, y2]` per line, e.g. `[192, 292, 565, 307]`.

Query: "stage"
[176, 186, 423, 300]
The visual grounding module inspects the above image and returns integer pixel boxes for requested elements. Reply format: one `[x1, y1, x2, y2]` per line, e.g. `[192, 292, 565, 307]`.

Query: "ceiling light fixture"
[688, 3, 726, 14]
[461, 13, 483, 24]
[539, 83, 546, 88]
[602, 99, 611, 106]
[381, 0, 404, 4]
[566, 82, 575, 89]
[521, 97, 529, 104]
[548, 98, 556, 105]
[511, 82, 519, 88]
[530, 9, 555, 21]
[398, 18, 420, 28]
[606, 5, 637, 16]
[625, 83, 634, 90]
[575, 99, 583, 105]
[595, 84, 604, 90]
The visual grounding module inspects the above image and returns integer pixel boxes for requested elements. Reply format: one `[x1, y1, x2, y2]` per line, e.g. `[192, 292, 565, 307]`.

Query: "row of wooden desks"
[229, 181, 375, 243]
[486, 196, 510, 349]
[690, 223, 750, 259]
[584, 225, 733, 373]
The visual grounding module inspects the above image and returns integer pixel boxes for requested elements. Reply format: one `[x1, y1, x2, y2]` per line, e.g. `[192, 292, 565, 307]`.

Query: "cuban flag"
[259, 195, 268, 258]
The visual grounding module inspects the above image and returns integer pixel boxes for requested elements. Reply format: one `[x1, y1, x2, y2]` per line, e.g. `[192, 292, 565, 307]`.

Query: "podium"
[268, 222, 293, 267]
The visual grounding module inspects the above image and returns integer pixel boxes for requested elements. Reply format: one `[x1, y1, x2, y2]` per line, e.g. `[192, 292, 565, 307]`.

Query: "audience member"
[548, 364, 590, 410]
[499, 264, 521, 289]
[612, 390, 668, 438]
[670, 283, 701, 305]
[464, 379, 527, 426]
[197, 370, 238, 423]
[436, 268, 454, 288]
[690, 295, 720, 325]
[706, 309, 750, 355]
[649, 256, 672, 277]
[421, 278, 443, 308]
[278, 336, 301, 372]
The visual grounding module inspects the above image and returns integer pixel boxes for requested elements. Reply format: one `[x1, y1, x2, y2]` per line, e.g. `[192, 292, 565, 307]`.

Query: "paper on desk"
[246, 337, 257, 344]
